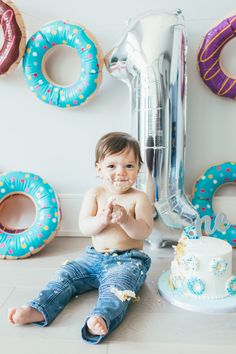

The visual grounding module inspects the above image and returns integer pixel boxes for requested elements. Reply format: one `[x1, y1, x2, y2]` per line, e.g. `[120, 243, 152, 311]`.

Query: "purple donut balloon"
[198, 15, 236, 99]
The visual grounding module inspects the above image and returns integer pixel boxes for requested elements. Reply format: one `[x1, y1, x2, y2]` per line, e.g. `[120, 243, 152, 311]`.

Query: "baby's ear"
[96, 163, 101, 174]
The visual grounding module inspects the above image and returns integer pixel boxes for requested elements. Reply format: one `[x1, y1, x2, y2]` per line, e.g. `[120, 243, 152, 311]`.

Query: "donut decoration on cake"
[179, 255, 199, 271]
[198, 15, 236, 99]
[0, 171, 61, 259]
[187, 277, 206, 296]
[0, 0, 26, 75]
[226, 276, 236, 296]
[209, 257, 228, 276]
[22, 20, 103, 108]
[182, 225, 200, 239]
[192, 162, 236, 246]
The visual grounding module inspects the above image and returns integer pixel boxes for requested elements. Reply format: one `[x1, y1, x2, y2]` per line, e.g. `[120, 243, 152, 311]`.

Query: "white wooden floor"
[1, 223, 236, 354]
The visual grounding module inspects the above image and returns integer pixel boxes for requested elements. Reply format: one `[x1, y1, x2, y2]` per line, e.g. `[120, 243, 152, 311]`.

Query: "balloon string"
[186, 17, 219, 22]
[19, 9, 122, 30]
[20, 10, 45, 24]
[18, 8, 219, 28]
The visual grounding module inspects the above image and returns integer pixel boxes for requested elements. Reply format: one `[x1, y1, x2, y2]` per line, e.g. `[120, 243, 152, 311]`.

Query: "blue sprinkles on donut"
[226, 276, 236, 296]
[209, 257, 228, 276]
[187, 277, 206, 296]
[23, 20, 103, 108]
[192, 162, 236, 246]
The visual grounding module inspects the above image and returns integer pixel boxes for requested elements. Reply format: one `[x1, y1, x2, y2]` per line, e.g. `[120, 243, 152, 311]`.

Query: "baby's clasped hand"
[100, 199, 128, 225]
[98, 200, 113, 226]
[110, 201, 128, 225]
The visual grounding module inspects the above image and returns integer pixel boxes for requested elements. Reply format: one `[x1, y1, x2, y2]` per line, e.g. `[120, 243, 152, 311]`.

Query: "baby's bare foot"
[87, 316, 108, 336]
[8, 306, 44, 325]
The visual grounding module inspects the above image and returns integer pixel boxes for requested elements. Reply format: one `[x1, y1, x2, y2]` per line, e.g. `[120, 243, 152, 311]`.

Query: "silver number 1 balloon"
[105, 9, 198, 229]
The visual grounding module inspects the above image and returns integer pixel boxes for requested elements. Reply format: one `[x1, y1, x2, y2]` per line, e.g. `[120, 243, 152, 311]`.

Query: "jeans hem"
[27, 301, 50, 327]
[81, 313, 110, 344]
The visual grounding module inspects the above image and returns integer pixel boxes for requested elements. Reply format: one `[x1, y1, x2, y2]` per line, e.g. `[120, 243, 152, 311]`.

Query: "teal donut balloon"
[22, 20, 103, 108]
[192, 162, 236, 246]
[0, 172, 61, 259]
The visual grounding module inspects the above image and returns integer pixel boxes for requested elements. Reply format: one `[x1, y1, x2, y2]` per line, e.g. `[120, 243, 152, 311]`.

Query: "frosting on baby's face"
[96, 149, 140, 194]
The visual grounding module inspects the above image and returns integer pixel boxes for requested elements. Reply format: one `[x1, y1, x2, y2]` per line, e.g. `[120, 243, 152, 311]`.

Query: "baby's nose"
[116, 166, 126, 174]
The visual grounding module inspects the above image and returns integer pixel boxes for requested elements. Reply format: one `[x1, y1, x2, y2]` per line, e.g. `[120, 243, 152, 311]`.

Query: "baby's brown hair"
[95, 132, 143, 167]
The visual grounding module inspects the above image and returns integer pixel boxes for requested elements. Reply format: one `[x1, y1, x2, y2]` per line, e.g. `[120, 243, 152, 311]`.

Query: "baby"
[8, 131, 153, 344]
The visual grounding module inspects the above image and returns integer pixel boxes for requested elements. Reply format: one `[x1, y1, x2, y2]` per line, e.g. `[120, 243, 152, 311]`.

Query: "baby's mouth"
[113, 178, 129, 183]
[114, 179, 128, 182]
[106, 176, 131, 188]
[113, 179, 130, 188]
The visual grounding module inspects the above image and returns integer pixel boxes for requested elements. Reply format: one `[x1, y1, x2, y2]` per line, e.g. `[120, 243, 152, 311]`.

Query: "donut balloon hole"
[22, 20, 104, 108]
[198, 15, 236, 99]
[0, 0, 26, 75]
[0, 193, 36, 232]
[0, 172, 61, 259]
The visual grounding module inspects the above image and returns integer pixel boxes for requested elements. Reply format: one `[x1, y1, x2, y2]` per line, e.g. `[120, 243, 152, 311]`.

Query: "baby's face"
[96, 148, 140, 194]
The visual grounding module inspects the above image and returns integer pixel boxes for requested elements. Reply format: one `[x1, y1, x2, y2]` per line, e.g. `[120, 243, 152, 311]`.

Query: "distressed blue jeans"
[28, 246, 151, 344]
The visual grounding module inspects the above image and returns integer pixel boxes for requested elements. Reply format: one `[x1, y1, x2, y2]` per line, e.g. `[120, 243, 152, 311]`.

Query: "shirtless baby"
[8, 131, 153, 344]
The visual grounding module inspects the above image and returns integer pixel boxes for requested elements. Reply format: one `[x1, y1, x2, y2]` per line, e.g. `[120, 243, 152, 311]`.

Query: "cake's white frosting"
[169, 235, 235, 299]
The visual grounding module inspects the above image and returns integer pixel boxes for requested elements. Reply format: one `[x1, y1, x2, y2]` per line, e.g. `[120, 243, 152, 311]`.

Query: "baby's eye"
[107, 164, 115, 169]
[126, 164, 134, 169]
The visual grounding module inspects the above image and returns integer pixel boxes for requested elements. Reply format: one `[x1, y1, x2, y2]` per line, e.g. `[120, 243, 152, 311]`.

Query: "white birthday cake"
[169, 226, 236, 299]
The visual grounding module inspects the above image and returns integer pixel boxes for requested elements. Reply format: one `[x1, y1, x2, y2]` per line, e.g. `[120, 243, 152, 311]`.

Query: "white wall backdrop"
[1, 0, 236, 234]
